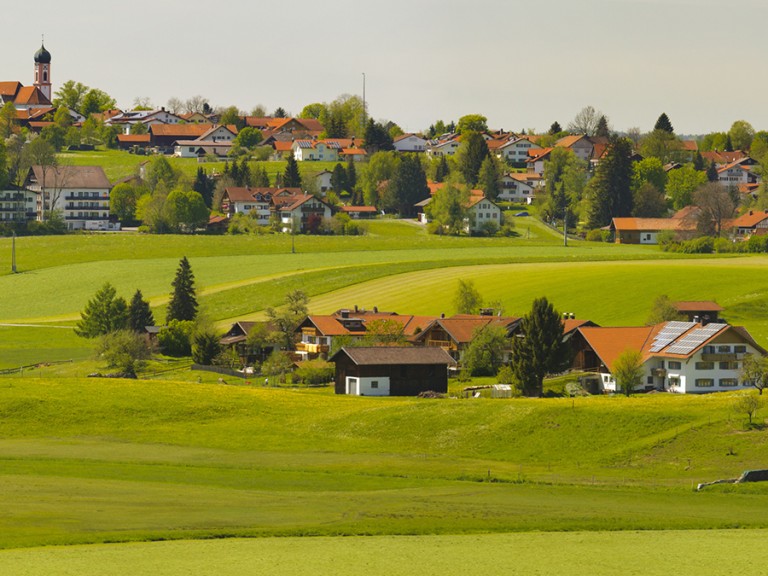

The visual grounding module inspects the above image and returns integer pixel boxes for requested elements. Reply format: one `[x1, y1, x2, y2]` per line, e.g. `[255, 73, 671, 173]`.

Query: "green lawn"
[0, 377, 767, 549]
[3, 531, 768, 576]
[58, 148, 344, 184]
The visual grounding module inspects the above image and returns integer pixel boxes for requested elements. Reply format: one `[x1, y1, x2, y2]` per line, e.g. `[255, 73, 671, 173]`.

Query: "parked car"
[514, 211, 529, 217]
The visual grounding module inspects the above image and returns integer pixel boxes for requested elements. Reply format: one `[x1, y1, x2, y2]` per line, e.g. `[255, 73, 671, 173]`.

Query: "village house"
[717, 161, 760, 187]
[219, 321, 282, 367]
[495, 136, 542, 165]
[571, 319, 767, 394]
[609, 217, 697, 245]
[498, 173, 542, 204]
[275, 193, 333, 233]
[331, 346, 455, 396]
[673, 301, 724, 323]
[412, 314, 522, 363]
[466, 196, 503, 233]
[393, 133, 428, 153]
[23, 165, 116, 231]
[294, 308, 436, 360]
[0, 44, 53, 111]
[220, 187, 301, 226]
[556, 134, 594, 163]
[148, 123, 238, 149]
[730, 209, 768, 238]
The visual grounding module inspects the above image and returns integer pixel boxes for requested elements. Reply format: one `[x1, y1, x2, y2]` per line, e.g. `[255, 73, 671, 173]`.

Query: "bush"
[746, 235, 768, 253]
[158, 320, 195, 356]
[96, 330, 150, 373]
[262, 351, 295, 382]
[294, 360, 334, 385]
[192, 329, 222, 365]
[585, 229, 610, 242]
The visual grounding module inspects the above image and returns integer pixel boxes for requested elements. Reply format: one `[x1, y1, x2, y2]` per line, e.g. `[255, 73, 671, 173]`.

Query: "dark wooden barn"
[330, 347, 456, 396]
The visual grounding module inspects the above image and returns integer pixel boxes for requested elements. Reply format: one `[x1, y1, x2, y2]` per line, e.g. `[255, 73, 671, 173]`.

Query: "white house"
[426, 138, 460, 158]
[221, 187, 301, 226]
[275, 194, 333, 233]
[496, 137, 542, 165]
[556, 135, 593, 163]
[0, 188, 37, 223]
[293, 140, 340, 162]
[394, 133, 428, 153]
[315, 170, 333, 194]
[467, 196, 502, 233]
[574, 321, 767, 394]
[718, 161, 760, 187]
[24, 165, 115, 231]
[498, 173, 542, 204]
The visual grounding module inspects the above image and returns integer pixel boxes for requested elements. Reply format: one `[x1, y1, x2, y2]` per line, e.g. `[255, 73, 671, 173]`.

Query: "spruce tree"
[654, 113, 674, 133]
[509, 297, 569, 397]
[193, 167, 213, 208]
[706, 160, 719, 182]
[477, 155, 501, 201]
[457, 131, 489, 186]
[239, 157, 251, 187]
[549, 121, 562, 135]
[586, 137, 634, 228]
[331, 163, 347, 194]
[346, 157, 357, 191]
[724, 134, 733, 152]
[283, 155, 302, 188]
[166, 257, 198, 323]
[693, 151, 705, 171]
[252, 164, 270, 187]
[128, 289, 155, 332]
[595, 115, 611, 138]
[435, 155, 450, 183]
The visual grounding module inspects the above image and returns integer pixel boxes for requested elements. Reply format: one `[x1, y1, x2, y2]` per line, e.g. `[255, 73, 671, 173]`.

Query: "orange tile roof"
[555, 134, 587, 148]
[611, 217, 697, 232]
[117, 134, 151, 143]
[273, 141, 294, 152]
[419, 316, 520, 345]
[578, 326, 656, 371]
[149, 123, 236, 138]
[731, 210, 768, 229]
[14, 86, 51, 106]
[0, 81, 22, 98]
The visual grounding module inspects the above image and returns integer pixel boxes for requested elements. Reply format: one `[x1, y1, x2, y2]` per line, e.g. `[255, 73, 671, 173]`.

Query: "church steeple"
[33, 37, 52, 101]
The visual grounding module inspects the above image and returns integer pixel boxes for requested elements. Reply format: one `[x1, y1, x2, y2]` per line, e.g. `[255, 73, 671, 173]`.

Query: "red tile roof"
[673, 301, 724, 312]
[611, 217, 697, 232]
[731, 210, 768, 229]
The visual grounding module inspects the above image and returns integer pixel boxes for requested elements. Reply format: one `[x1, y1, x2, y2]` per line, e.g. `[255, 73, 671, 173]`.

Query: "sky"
[4, 0, 767, 136]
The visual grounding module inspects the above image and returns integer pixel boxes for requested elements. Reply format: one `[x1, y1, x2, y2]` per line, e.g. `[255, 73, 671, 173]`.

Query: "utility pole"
[11, 231, 17, 273]
[362, 72, 367, 131]
[563, 207, 568, 247]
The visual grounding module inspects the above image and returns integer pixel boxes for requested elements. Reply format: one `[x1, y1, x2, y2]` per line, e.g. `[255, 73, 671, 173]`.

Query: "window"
[370, 381, 379, 389]
[668, 361, 681, 370]
[695, 362, 714, 370]
[735, 345, 747, 354]
[647, 376, 654, 384]
[719, 361, 739, 370]
[668, 377, 680, 387]
[717, 345, 731, 353]
[702, 345, 715, 354]
[695, 379, 715, 388]
[719, 379, 738, 387]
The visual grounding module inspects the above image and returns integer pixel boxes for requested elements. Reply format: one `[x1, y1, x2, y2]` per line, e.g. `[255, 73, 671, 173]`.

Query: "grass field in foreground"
[0, 376, 767, 548]
[2, 531, 768, 576]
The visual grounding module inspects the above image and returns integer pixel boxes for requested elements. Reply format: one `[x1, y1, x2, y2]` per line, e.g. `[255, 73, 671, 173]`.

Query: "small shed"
[330, 346, 456, 396]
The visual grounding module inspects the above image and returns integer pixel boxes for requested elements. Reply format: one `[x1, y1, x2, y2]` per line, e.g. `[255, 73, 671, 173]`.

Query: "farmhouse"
[609, 217, 697, 244]
[331, 346, 455, 396]
[730, 210, 768, 237]
[295, 308, 436, 360]
[571, 320, 767, 394]
[413, 314, 521, 363]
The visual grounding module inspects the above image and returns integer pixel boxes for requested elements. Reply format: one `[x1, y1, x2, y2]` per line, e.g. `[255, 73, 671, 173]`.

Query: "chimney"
[340, 309, 349, 319]
[693, 315, 700, 324]
[702, 315, 710, 326]
[441, 313, 445, 319]
[354, 305, 358, 312]
[373, 306, 378, 313]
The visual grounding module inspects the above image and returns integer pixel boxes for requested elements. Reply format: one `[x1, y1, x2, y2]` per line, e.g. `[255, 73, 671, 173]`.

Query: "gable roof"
[673, 301, 724, 313]
[14, 86, 51, 106]
[29, 165, 111, 189]
[731, 210, 768, 229]
[0, 81, 22, 101]
[610, 217, 697, 232]
[415, 315, 520, 345]
[331, 346, 456, 366]
[224, 187, 301, 203]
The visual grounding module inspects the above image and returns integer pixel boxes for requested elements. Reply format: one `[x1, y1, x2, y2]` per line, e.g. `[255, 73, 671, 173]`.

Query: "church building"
[0, 41, 54, 110]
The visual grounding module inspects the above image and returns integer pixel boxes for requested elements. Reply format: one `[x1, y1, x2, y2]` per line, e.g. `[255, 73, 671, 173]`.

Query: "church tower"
[33, 41, 52, 101]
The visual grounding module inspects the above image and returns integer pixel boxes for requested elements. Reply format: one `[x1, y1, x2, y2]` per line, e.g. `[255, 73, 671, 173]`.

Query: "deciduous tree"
[693, 182, 738, 237]
[612, 349, 644, 396]
[265, 290, 309, 349]
[646, 294, 684, 325]
[456, 114, 488, 134]
[741, 355, 768, 395]
[454, 278, 483, 314]
[462, 324, 508, 376]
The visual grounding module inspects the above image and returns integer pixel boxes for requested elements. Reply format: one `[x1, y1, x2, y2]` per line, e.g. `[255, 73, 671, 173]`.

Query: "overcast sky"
[4, 0, 766, 135]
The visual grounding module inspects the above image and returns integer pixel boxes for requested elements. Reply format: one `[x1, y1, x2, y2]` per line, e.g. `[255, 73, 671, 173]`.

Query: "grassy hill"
[0, 375, 766, 550]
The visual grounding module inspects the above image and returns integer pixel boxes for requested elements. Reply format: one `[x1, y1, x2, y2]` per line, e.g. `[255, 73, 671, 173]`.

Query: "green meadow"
[2, 219, 768, 571]
[0, 376, 767, 552]
[3, 531, 768, 576]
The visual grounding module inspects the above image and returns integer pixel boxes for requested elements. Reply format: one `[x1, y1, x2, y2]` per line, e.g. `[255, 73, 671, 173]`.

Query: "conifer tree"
[549, 121, 562, 135]
[283, 155, 302, 188]
[75, 282, 129, 338]
[509, 297, 569, 397]
[128, 289, 155, 332]
[706, 160, 719, 182]
[477, 155, 501, 201]
[166, 257, 198, 323]
[435, 155, 450, 183]
[346, 157, 357, 191]
[586, 137, 634, 228]
[456, 130, 489, 185]
[654, 113, 674, 133]
[252, 164, 270, 187]
[595, 115, 611, 138]
[693, 151, 705, 171]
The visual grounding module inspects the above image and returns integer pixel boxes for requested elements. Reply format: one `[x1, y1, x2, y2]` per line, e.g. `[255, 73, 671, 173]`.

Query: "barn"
[330, 347, 456, 396]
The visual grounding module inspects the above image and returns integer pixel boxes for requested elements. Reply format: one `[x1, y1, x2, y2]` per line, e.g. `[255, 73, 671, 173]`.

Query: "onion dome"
[34, 44, 51, 64]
